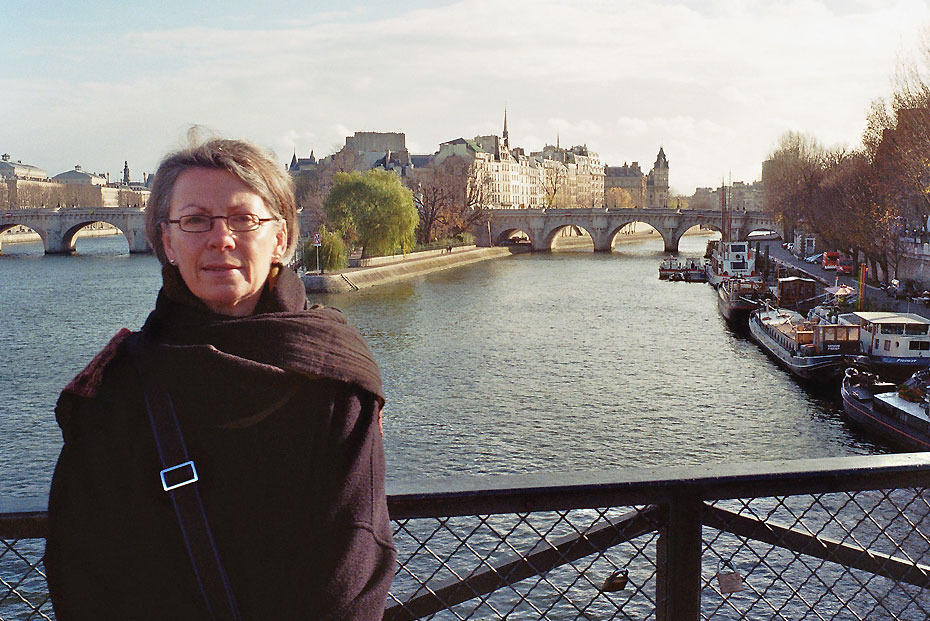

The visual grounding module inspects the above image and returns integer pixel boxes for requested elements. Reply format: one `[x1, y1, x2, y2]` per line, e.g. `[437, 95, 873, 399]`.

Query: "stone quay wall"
[303, 246, 521, 293]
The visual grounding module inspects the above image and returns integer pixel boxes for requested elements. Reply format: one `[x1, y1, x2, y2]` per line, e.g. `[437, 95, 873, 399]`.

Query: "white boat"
[834, 312, 930, 379]
[659, 257, 707, 282]
[748, 306, 861, 383]
[659, 257, 683, 280]
[705, 240, 759, 288]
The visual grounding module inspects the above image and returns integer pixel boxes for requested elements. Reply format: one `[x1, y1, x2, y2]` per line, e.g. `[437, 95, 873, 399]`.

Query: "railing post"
[656, 491, 702, 621]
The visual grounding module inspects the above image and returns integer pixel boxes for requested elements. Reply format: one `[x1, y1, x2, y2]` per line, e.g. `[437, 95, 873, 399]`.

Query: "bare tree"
[542, 161, 566, 208]
[406, 166, 454, 244]
[762, 131, 827, 239]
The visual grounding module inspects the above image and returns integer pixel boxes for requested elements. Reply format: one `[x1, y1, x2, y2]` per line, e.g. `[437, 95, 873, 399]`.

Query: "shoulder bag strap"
[128, 334, 242, 621]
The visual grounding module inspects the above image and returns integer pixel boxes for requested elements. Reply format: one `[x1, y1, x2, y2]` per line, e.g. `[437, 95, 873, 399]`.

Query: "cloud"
[4, 0, 930, 192]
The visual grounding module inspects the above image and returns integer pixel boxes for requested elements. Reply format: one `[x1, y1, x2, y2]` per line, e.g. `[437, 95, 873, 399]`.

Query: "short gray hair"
[145, 137, 298, 264]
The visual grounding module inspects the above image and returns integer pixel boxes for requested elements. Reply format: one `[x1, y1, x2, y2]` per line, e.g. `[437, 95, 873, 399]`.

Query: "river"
[0, 233, 882, 499]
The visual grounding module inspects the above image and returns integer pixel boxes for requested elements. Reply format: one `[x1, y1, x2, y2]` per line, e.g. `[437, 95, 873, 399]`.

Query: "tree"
[406, 162, 457, 244]
[606, 187, 634, 209]
[302, 225, 346, 272]
[324, 169, 417, 258]
[762, 131, 827, 239]
[542, 161, 566, 208]
[449, 157, 493, 234]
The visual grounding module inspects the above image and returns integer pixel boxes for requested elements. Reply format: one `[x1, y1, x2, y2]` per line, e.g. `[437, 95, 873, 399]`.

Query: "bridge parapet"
[479, 208, 780, 253]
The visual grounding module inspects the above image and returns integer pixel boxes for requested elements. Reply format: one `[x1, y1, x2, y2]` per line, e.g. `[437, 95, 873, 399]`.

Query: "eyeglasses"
[165, 214, 279, 233]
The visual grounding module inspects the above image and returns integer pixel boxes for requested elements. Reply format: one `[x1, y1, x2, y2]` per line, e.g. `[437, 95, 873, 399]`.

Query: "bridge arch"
[544, 224, 595, 251]
[0, 223, 47, 254]
[60, 219, 131, 254]
[494, 227, 536, 247]
[604, 221, 667, 252]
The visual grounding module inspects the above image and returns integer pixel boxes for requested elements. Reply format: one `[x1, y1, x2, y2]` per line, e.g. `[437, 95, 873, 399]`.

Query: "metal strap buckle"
[160, 460, 199, 492]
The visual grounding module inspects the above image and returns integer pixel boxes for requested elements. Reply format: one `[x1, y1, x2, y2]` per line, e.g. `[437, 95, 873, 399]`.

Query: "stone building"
[692, 180, 763, 212]
[0, 153, 48, 181]
[604, 162, 646, 207]
[646, 147, 669, 208]
[288, 150, 318, 174]
[603, 147, 669, 209]
[53, 165, 107, 186]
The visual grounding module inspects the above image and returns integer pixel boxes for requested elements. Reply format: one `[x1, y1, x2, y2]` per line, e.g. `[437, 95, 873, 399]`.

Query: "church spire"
[502, 107, 509, 149]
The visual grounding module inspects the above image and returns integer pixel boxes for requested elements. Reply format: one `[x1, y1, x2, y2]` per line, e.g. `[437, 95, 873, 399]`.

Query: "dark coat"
[45, 267, 395, 620]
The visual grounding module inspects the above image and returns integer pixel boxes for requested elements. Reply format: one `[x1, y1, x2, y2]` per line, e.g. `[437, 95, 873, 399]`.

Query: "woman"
[45, 138, 395, 619]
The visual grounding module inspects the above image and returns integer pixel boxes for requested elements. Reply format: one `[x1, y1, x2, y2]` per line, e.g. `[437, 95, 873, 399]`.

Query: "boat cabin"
[838, 312, 930, 361]
[759, 308, 861, 356]
[776, 277, 818, 312]
[707, 241, 758, 286]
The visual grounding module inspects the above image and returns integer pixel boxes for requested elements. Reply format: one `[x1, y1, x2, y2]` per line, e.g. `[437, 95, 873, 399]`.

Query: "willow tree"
[324, 169, 417, 258]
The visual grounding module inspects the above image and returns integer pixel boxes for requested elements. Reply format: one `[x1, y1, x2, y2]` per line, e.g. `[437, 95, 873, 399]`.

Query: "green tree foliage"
[302, 226, 346, 273]
[324, 169, 417, 258]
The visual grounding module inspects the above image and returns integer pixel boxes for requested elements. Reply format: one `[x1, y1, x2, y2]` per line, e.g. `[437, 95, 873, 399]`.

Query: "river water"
[0, 233, 883, 500]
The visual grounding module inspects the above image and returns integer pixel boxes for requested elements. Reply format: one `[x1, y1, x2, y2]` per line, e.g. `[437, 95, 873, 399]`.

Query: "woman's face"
[161, 167, 287, 317]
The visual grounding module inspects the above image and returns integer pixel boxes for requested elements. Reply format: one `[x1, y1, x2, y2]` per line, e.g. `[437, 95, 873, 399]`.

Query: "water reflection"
[0, 234, 885, 498]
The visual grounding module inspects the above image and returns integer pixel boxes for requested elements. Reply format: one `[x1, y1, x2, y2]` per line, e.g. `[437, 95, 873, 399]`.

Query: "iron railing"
[3, 453, 930, 620]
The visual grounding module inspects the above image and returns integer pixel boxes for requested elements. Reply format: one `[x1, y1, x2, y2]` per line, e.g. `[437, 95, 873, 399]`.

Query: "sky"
[3, 0, 930, 194]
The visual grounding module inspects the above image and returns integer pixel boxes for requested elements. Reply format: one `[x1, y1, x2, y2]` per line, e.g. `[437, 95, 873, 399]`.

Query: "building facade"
[0, 153, 48, 181]
[603, 148, 669, 209]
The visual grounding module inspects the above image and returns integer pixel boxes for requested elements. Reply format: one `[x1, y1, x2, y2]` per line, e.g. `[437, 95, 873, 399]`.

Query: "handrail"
[5, 452, 930, 534]
[4, 453, 930, 620]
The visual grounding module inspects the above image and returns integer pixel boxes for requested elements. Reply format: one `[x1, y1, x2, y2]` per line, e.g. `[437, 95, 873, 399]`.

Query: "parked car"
[837, 256, 854, 275]
[822, 251, 840, 270]
[805, 253, 824, 264]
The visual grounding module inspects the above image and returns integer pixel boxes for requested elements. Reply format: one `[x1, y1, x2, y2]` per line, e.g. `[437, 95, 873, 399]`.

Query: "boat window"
[731, 244, 746, 253]
[731, 261, 747, 270]
[881, 324, 905, 334]
[905, 325, 929, 335]
[909, 341, 930, 350]
[885, 340, 891, 351]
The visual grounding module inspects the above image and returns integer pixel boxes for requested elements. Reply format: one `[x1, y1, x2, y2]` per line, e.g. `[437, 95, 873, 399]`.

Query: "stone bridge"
[476, 208, 781, 252]
[0, 208, 151, 253]
[0, 207, 319, 254]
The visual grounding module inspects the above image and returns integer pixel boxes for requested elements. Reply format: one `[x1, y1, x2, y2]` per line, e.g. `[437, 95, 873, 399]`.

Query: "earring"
[169, 259, 177, 265]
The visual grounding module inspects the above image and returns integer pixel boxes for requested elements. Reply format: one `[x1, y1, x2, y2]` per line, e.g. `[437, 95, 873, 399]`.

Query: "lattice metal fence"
[388, 506, 663, 619]
[3, 454, 930, 620]
[1, 538, 52, 620]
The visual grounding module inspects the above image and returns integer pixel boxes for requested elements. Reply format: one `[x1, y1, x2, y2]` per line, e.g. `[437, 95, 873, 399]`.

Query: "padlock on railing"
[715, 560, 745, 594]
[600, 568, 629, 592]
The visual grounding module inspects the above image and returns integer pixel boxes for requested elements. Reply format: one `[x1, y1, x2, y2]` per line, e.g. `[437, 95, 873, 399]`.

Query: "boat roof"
[874, 392, 930, 423]
[847, 312, 930, 325]
[758, 308, 804, 325]
[777, 276, 816, 283]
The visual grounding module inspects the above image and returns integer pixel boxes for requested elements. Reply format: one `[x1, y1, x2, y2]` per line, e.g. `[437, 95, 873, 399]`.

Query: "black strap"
[129, 334, 241, 621]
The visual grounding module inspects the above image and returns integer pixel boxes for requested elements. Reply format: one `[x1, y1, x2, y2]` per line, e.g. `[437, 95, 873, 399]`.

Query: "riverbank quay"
[759, 240, 930, 320]
[4, 453, 930, 619]
[302, 245, 526, 293]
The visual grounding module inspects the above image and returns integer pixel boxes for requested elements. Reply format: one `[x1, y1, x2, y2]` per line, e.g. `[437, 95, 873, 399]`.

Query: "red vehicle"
[822, 251, 840, 270]
[837, 255, 853, 275]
